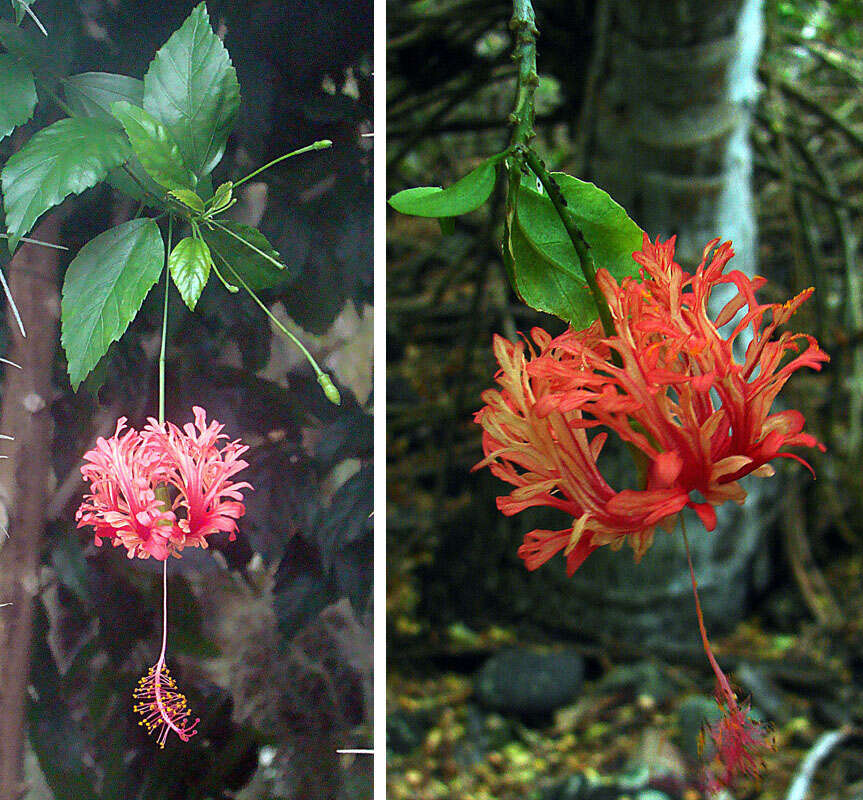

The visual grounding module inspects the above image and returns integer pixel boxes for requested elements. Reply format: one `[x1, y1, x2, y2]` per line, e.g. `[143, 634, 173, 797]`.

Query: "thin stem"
[519, 146, 616, 338]
[681, 517, 734, 701]
[43, 85, 75, 118]
[0, 234, 68, 251]
[159, 218, 172, 425]
[119, 163, 162, 204]
[509, 0, 539, 150]
[206, 219, 285, 271]
[152, 559, 179, 745]
[210, 248, 318, 374]
[209, 246, 340, 404]
[158, 560, 168, 667]
[502, 0, 539, 299]
[232, 139, 333, 190]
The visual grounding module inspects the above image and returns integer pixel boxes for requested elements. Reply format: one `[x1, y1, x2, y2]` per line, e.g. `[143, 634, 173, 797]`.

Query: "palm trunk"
[590, 0, 760, 271]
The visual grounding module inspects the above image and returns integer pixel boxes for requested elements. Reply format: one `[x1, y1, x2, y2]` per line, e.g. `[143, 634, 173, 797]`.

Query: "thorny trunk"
[0, 215, 61, 800]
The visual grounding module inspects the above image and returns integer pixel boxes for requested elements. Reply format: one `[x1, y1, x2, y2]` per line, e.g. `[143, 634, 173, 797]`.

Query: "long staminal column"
[132, 561, 199, 747]
[681, 520, 772, 789]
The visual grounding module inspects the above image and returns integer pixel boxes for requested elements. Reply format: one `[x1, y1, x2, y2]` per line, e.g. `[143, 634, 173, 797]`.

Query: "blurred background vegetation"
[0, 1, 372, 798]
[387, 1, 863, 798]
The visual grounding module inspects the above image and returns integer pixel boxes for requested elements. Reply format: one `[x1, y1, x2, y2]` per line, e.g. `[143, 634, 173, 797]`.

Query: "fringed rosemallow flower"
[77, 406, 250, 559]
[76, 417, 177, 560]
[143, 406, 251, 552]
[474, 234, 825, 787]
[77, 406, 251, 747]
[475, 234, 827, 573]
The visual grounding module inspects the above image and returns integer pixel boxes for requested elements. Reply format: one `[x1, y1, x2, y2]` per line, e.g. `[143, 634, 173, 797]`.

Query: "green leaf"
[512, 174, 643, 328]
[1, 117, 131, 251]
[0, 54, 36, 141]
[168, 188, 205, 214]
[201, 220, 290, 291]
[510, 213, 592, 329]
[168, 236, 211, 310]
[388, 156, 500, 217]
[0, 19, 64, 87]
[110, 99, 196, 192]
[143, 2, 240, 176]
[62, 74, 163, 201]
[61, 218, 164, 389]
[210, 180, 233, 212]
[64, 72, 143, 125]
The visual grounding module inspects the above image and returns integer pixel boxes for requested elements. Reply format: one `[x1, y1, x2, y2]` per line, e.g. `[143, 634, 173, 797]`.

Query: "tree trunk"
[0, 214, 62, 800]
[590, 0, 761, 271]
[562, 0, 771, 643]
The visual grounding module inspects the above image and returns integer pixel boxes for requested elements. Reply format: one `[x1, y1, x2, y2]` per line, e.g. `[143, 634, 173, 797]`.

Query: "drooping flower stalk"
[77, 243, 251, 747]
[681, 520, 772, 790]
[132, 560, 199, 747]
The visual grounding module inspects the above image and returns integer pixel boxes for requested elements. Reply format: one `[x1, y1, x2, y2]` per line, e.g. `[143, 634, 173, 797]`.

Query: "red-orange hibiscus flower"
[474, 234, 828, 575]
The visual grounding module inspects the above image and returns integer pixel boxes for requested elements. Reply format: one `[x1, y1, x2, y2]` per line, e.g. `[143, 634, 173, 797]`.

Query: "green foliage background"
[0, 1, 372, 798]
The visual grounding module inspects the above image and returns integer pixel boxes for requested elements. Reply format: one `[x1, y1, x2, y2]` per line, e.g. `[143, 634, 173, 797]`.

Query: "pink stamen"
[132, 561, 199, 747]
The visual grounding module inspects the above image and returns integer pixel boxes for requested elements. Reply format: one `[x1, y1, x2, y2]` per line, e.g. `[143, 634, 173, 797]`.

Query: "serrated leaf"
[61, 218, 164, 389]
[62, 74, 163, 201]
[168, 188, 204, 214]
[143, 2, 240, 177]
[201, 220, 290, 291]
[168, 236, 210, 310]
[1, 117, 130, 252]
[64, 72, 143, 125]
[0, 54, 36, 141]
[110, 99, 196, 192]
[388, 155, 501, 217]
[210, 180, 233, 212]
[512, 174, 643, 329]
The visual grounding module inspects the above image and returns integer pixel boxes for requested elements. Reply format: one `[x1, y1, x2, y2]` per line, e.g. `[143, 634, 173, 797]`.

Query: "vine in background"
[389, 0, 642, 334]
[389, 0, 832, 791]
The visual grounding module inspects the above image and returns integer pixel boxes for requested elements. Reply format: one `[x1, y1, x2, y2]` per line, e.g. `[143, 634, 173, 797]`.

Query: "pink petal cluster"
[76, 407, 251, 560]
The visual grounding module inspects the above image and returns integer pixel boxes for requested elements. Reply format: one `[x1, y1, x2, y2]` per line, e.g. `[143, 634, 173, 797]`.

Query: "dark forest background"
[387, 1, 863, 798]
[0, 1, 372, 799]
